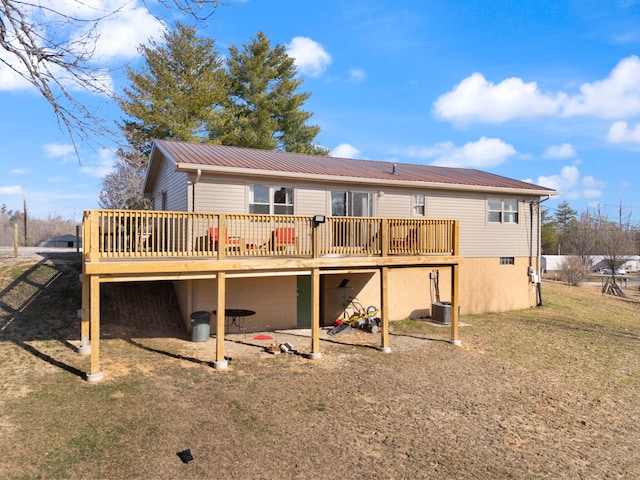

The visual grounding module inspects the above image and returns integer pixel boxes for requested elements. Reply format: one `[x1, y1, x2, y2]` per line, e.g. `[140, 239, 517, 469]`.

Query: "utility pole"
[23, 197, 28, 246]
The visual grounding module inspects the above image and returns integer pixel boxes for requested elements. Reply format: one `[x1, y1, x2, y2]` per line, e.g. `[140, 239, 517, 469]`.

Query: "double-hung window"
[413, 194, 425, 216]
[488, 199, 518, 224]
[249, 185, 294, 214]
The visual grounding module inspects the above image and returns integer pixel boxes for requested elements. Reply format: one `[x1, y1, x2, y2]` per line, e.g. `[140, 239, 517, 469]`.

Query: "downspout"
[189, 168, 202, 320]
[535, 196, 550, 306]
[192, 168, 202, 212]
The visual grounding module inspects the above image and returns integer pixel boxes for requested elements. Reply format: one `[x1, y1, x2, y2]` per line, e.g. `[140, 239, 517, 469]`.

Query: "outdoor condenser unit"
[431, 301, 451, 325]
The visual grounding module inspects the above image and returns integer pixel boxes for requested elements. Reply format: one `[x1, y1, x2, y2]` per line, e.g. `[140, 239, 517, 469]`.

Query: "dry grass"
[1, 254, 639, 479]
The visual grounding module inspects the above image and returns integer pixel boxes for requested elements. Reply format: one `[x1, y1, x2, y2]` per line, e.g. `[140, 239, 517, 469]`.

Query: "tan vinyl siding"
[153, 157, 188, 211]
[194, 176, 247, 213]
[376, 191, 412, 218]
[295, 185, 328, 216]
[426, 191, 538, 258]
[170, 169, 540, 259]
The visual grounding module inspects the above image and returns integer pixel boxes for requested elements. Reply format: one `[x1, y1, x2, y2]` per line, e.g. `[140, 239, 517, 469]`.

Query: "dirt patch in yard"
[1, 253, 639, 479]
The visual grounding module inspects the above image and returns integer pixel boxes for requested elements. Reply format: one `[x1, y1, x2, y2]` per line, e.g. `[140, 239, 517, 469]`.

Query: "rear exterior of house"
[143, 140, 555, 331]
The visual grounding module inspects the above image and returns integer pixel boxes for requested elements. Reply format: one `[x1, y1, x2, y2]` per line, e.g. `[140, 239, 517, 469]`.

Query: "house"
[79, 139, 555, 381]
[38, 234, 81, 249]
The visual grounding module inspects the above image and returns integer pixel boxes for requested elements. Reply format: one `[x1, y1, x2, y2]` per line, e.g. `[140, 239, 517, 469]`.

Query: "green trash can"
[190, 311, 211, 342]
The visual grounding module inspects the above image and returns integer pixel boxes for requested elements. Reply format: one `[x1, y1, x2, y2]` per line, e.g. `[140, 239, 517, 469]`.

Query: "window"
[161, 191, 167, 210]
[413, 194, 425, 216]
[273, 187, 293, 214]
[331, 191, 372, 217]
[488, 198, 518, 224]
[249, 185, 293, 214]
[500, 257, 515, 265]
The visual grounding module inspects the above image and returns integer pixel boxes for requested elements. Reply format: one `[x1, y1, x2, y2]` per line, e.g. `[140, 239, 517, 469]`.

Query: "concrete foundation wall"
[173, 257, 536, 332]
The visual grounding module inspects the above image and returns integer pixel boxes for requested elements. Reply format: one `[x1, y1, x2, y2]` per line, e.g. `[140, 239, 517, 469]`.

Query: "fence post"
[13, 223, 18, 258]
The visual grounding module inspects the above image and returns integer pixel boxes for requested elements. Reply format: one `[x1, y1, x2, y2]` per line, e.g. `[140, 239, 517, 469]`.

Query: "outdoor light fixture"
[377, 191, 385, 197]
[313, 215, 326, 224]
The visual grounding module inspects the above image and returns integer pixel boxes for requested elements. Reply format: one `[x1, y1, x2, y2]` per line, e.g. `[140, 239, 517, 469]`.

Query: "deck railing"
[83, 210, 458, 261]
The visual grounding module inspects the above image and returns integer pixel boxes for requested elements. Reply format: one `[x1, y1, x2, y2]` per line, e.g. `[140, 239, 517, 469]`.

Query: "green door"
[297, 276, 311, 328]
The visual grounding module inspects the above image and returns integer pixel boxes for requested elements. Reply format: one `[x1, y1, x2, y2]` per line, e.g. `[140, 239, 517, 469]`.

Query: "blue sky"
[2, 0, 640, 222]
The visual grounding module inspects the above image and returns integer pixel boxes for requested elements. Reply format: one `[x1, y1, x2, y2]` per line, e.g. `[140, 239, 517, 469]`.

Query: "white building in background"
[542, 255, 640, 273]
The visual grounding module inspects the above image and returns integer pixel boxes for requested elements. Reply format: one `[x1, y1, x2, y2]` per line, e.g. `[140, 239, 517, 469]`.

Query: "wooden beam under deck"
[84, 254, 463, 279]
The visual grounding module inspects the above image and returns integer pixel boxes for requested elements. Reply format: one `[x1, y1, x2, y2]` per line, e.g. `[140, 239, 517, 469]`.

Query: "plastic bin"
[190, 311, 211, 342]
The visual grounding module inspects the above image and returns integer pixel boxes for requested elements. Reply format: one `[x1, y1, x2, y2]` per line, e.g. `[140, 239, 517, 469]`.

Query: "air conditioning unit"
[431, 302, 451, 325]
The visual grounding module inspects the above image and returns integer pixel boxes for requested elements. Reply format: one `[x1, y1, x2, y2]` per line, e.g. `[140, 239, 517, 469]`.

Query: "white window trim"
[487, 198, 519, 224]
[412, 193, 426, 217]
[249, 185, 294, 215]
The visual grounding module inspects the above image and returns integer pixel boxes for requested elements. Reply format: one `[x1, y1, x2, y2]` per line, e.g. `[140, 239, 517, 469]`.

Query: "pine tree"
[119, 23, 225, 155]
[212, 31, 328, 154]
[554, 200, 578, 254]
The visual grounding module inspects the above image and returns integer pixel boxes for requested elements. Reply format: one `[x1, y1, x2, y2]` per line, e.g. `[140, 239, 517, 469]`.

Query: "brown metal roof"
[150, 139, 556, 194]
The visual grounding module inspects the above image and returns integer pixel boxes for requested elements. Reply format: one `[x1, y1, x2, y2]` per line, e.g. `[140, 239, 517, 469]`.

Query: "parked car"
[596, 267, 626, 275]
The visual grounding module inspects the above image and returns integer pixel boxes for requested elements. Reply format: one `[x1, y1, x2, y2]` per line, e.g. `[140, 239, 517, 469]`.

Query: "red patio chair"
[272, 227, 296, 251]
[209, 227, 243, 252]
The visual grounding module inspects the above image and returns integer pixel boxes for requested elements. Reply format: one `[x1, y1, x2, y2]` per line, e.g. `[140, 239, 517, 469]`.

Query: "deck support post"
[309, 268, 321, 359]
[86, 274, 103, 382]
[450, 263, 461, 346]
[78, 272, 90, 355]
[379, 266, 391, 353]
[214, 271, 228, 369]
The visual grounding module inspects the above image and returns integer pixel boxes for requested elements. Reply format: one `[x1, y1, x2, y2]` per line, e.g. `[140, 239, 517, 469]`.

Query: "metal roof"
[148, 139, 556, 195]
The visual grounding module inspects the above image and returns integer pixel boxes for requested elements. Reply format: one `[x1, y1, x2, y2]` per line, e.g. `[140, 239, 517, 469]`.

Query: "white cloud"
[81, 5, 165, 60]
[0, 185, 22, 195]
[433, 73, 561, 124]
[80, 148, 116, 178]
[44, 143, 76, 162]
[286, 37, 331, 77]
[562, 56, 640, 118]
[10, 168, 31, 175]
[607, 120, 640, 143]
[331, 143, 362, 159]
[533, 165, 604, 200]
[406, 137, 516, 168]
[542, 143, 578, 159]
[349, 68, 366, 83]
[434, 55, 640, 124]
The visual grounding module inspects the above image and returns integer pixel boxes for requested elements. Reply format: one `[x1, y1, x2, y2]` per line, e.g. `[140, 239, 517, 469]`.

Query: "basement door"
[297, 276, 311, 328]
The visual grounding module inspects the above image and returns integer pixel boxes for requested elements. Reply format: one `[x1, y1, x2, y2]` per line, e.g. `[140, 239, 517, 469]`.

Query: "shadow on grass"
[0, 252, 86, 379]
[125, 338, 230, 367]
[269, 328, 453, 350]
[390, 331, 453, 344]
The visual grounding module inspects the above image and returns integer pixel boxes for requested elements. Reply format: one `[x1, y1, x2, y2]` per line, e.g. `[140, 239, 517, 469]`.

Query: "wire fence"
[0, 218, 79, 247]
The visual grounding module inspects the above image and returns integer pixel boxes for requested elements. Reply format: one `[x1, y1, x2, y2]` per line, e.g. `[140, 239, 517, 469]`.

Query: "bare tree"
[559, 255, 589, 286]
[563, 209, 597, 272]
[98, 148, 151, 210]
[0, 0, 221, 155]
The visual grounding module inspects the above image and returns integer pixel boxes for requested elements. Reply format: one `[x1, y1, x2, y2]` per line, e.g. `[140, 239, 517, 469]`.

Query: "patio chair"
[272, 227, 296, 252]
[209, 227, 243, 252]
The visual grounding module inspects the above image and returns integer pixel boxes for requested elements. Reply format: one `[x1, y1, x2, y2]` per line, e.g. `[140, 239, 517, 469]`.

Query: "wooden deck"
[83, 210, 458, 261]
[80, 210, 462, 381]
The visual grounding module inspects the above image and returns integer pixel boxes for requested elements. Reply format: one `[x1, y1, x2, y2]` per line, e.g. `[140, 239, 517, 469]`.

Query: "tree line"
[542, 201, 637, 286]
[0, 204, 77, 247]
[99, 24, 327, 210]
